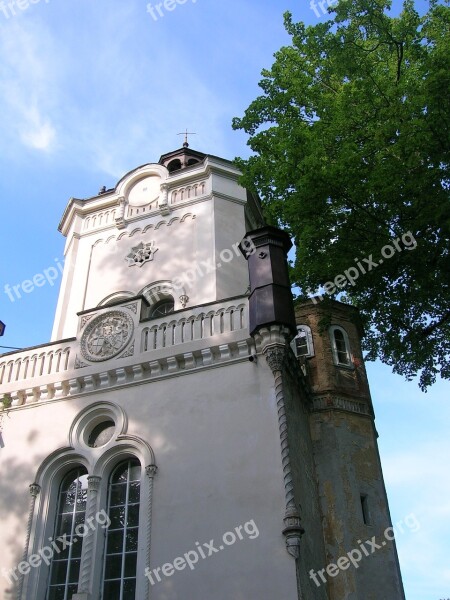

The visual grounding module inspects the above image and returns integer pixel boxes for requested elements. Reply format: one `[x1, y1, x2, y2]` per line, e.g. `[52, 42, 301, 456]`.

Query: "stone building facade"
[0, 145, 404, 599]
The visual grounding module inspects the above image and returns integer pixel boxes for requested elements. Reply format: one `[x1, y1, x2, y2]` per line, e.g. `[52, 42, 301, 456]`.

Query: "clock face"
[81, 311, 134, 362]
[128, 175, 161, 207]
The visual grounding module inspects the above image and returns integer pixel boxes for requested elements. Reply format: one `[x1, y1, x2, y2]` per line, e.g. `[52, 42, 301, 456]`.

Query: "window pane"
[124, 553, 138, 578]
[109, 506, 126, 529]
[103, 580, 121, 600]
[123, 578, 136, 600]
[110, 483, 127, 506]
[107, 530, 124, 554]
[128, 465, 141, 482]
[50, 561, 68, 585]
[71, 537, 82, 558]
[128, 482, 140, 504]
[47, 585, 66, 600]
[102, 459, 141, 600]
[125, 528, 139, 552]
[127, 504, 139, 527]
[295, 331, 308, 356]
[68, 559, 81, 583]
[104, 554, 123, 580]
[334, 329, 350, 365]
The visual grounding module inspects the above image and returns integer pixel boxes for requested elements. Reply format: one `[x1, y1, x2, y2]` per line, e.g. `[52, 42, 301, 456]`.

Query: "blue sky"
[0, 0, 448, 597]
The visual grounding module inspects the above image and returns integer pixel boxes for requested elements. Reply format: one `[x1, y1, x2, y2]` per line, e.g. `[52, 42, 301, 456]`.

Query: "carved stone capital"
[264, 345, 287, 374]
[87, 476, 102, 492]
[29, 483, 41, 497]
[146, 464, 158, 478]
[282, 508, 304, 559]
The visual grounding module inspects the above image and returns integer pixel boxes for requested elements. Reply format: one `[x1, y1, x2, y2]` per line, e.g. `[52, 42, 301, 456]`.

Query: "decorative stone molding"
[123, 302, 138, 314]
[78, 476, 102, 595]
[159, 183, 171, 216]
[282, 508, 305, 560]
[75, 356, 88, 369]
[258, 325, 305, 558]
[115, 196, 126, 229]
[29, 483, 41, 497]
[87, 475, 102, 492]
[254, 324, 293, 353]
[145, 464, 157, 478]
[179, 294, 189, 308]
[119, 342, 135, 360]
[80, 314, 94, 330]
[311, 394, 373, 417]
[17, 483, 41, 600]
[81, 311, 134, 362]
[265, 346, 287, 373]
[125, 241, 158, 267]
[145, 465, 157, 600]
[4, 339, 252, 408]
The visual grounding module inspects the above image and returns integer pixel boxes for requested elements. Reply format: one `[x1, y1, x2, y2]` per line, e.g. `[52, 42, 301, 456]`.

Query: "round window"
[87, 420, 116, 448]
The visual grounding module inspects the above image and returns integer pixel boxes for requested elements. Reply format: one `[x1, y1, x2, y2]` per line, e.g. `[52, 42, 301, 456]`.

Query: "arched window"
[150, 298, 174, 318]
[102, 459, 141, 600]
[46, 467, 88, 600]
[330, 326, 352, 367]
[167, 159, 182, 173]
[24, 404, 156, 600]
[291, 325, 314, 358]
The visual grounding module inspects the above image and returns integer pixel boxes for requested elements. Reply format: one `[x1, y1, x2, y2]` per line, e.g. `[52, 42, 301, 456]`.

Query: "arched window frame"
[291, 325, 314, 358]
[139, 280, 188, 317]
[22, 403, 156, 600]
[329, 325, 353, 368]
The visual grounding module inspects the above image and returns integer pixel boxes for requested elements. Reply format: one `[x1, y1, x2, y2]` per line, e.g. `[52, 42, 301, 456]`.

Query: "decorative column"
[145, 465, 157, 600]
[76, 475, 101, 599]
[240, 226, 304, 558]
[263, 336, 305, 559]
[17, 483, 40, 600]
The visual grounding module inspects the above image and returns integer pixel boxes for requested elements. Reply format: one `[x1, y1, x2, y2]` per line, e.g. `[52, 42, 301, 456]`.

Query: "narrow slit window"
[360, 494, 370, 525]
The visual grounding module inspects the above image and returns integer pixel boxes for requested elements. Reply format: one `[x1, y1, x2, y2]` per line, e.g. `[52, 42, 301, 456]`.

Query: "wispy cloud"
[0, 19, 60, 153]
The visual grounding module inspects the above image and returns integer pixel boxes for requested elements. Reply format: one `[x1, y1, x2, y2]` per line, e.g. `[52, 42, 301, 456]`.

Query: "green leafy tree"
[233, 0, 450, 390]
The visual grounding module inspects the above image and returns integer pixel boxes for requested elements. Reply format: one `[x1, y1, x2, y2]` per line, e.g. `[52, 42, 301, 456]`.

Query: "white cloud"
[0, 18, 60, 154]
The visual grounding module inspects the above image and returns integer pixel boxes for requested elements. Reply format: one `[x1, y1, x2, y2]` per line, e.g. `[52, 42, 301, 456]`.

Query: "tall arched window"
[330, 325, 352, 367]
[46, 467, 88, 600]
[291, 325, 314, 358]
[102, 459, 141, 600]
[26, 404, 156, 600]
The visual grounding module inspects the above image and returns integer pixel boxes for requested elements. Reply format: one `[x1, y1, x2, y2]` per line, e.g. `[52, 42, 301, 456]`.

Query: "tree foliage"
[233, 0, 450, 390]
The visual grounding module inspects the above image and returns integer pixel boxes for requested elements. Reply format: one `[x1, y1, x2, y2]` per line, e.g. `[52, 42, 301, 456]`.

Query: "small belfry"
[0, 144, 404, 600]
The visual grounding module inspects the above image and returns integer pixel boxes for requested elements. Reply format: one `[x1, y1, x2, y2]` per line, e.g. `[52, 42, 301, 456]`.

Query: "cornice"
[3, 338, 255, 412]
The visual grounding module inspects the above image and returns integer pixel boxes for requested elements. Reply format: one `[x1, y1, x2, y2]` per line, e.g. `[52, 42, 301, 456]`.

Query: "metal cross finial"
[177, 129, 196, 148]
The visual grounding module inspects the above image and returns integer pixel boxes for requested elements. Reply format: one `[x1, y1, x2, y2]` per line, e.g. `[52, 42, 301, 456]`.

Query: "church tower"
[0, 145, 404, 600]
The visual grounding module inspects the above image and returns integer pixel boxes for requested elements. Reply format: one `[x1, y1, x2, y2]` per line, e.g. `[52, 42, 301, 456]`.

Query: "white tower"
[0, 145, 404, 600]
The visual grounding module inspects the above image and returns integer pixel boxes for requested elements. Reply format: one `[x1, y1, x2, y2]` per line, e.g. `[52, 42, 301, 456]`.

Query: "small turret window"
[291, 325, 314, 358]
[167, 159, 182, 173]
[330, 326, 352, 367]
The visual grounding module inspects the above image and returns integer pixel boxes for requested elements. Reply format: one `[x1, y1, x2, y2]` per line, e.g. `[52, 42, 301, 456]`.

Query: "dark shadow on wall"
[0, 441, 44, 600]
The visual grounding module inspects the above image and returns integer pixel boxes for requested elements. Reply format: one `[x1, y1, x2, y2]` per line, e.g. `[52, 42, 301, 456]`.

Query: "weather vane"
[178, 129, 196, 148]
